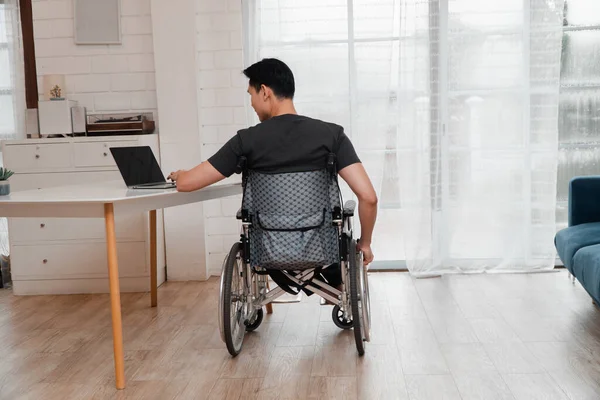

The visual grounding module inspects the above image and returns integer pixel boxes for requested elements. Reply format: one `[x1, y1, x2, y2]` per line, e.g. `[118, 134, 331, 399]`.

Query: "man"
[168, 58, 378, 275]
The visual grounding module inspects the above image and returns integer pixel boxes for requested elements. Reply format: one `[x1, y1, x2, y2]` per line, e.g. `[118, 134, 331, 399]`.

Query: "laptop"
[110, 146, 176, 189]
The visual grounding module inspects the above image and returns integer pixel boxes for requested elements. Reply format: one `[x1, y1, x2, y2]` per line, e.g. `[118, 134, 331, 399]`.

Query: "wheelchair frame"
[218, 193, 371, 357]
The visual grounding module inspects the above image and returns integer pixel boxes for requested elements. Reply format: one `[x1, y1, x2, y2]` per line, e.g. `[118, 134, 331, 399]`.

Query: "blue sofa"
[555, 176, 600, 306]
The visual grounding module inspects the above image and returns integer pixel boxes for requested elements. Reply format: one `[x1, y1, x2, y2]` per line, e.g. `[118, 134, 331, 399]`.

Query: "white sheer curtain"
[0, 0, 24, 257]
[0, 0, 25, 140]
[242, 0, 565, 276]
[242, 0, 407, 268]
[402, 0, 564, 275]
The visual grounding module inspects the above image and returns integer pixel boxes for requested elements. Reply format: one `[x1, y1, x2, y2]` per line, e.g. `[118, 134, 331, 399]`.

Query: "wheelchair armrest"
[236, 208, 252, 222]
[343, 200, 356, 217]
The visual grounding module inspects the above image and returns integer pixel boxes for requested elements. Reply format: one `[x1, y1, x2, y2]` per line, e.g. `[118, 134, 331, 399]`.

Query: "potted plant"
[0, 168, 14, 196]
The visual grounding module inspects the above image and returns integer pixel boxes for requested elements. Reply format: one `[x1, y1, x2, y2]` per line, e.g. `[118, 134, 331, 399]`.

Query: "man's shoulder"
[231, 123, 260, 143]
[258, 114, 343, 128]
[295, 114, 344, 131]
[235, 114, 344, 141]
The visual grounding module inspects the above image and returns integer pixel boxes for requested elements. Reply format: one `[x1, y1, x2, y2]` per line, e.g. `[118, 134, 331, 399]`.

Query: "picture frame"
[73, 0, 121, 45]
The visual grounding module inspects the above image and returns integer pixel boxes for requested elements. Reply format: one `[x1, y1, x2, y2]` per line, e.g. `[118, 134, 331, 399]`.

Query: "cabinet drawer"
[3, 143, 72, 172]
[9, 171, 122, 192]
[9, 212, 145, 243]
[73, 141, 137, 168]
[10, 242, 147, 279]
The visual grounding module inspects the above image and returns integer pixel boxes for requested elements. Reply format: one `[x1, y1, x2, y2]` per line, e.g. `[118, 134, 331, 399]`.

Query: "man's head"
[243, 58, 295, 121]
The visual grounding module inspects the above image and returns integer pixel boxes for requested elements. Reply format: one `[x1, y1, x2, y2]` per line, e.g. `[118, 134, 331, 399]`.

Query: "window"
[0, 0, 21, 258]
[0, 0, 22, 140]
[0, 2, 14, 137]
[247, 0, 407, 267]
[246, 1, 564, 273]
[557, 0, 600, 229]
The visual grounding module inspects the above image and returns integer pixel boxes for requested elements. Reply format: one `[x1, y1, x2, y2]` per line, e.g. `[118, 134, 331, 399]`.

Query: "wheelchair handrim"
[359, 253, 371, 342]
[228, 252, 246, 351]
[220, 243, 248, 355]
[218, 253, 228, 343]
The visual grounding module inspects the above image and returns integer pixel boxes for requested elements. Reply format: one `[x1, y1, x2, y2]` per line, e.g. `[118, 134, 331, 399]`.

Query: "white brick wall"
[30, 0, 247, 278]
[32, 0, 157, 115]
[196, 0, 246, 275]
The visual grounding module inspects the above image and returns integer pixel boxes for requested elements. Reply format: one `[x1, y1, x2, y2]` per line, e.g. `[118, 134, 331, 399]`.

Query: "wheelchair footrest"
[270, 291, 303, 303]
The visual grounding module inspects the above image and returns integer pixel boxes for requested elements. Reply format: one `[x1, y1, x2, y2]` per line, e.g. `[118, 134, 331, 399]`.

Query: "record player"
[85, 112, 156, 136]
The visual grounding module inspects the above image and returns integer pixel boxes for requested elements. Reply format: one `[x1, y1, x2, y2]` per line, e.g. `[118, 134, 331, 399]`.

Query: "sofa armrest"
[569, 176, 600, 226]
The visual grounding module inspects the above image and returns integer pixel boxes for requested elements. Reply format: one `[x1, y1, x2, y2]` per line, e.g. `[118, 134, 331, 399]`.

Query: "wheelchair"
[218, 155, 371, 356]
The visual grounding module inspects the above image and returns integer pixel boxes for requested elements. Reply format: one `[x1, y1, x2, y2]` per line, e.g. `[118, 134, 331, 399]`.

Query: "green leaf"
[0, 167, 14, 180]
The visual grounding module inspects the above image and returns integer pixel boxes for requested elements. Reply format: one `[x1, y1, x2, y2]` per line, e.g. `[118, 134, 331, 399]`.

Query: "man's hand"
[166, 161, 226, 192]
[357, 240, 374, 267]
[167, 169, 186, 182]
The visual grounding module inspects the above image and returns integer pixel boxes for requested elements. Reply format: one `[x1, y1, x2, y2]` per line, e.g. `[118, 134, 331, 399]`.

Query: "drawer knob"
[40, 223, 45, 228]
[42, 259, 48, 264]
[35, 154, 40, 159]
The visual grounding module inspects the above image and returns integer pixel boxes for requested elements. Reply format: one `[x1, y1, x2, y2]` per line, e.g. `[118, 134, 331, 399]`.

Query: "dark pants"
[301, 263, 342, 296]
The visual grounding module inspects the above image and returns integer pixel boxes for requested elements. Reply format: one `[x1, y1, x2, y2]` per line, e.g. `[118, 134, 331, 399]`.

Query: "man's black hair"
[243, 58, 295, 99]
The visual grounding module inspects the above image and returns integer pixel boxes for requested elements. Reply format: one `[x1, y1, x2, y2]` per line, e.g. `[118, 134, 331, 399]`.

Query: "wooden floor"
[0, 269, 599, 399]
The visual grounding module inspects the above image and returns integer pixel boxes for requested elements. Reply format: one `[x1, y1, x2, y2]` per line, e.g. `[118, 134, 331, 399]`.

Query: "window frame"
[556, 0, 600, 231]
[1, 4, 14, 137]
[0, 39, 10, 96]
[250, 0, 566, 267]
[0, 0, 36, 140]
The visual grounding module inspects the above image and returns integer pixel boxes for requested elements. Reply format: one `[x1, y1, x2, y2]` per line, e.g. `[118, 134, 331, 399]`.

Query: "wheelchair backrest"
[241, 168, 342, 270]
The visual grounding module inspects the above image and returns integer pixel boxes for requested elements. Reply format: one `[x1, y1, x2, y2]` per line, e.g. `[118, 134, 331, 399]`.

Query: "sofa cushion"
[555, 222, 600, 273]
[572, 244, 600, 305]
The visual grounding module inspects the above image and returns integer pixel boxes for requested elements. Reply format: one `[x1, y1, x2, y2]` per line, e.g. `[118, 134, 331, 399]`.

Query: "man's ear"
[261, 84, 270, 100]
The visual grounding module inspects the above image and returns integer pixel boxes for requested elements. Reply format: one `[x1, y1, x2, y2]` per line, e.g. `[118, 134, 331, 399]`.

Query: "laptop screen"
[110, 146, 166, 187]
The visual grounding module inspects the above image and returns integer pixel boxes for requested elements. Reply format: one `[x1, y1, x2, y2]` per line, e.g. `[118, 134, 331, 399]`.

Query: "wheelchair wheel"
[349, 238, 371, 356]
[245, 308, 263, 332]
[219, 242, 247, 357]
[332, 305, 353, 330]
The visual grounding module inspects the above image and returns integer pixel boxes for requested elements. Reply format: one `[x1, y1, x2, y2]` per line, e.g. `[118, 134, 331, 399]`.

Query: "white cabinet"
[1, 134, 166, 295]
[72, 140, 138, 168]
[3, 143, 73, 172]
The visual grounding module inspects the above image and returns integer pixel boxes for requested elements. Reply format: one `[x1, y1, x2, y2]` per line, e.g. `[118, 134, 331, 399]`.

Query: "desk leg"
[104, 203, 125, 390]
[150, 209, 157, 307]
[266, 280, 273, 314]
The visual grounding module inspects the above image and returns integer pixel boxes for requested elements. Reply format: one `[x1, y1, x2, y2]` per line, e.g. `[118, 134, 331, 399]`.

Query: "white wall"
[32, 0, 157, 115]
[150, 0, 208, 280]
[30, 0, 247, 279]
[150, 0, 246, 279]
[196, 0, 246, 276]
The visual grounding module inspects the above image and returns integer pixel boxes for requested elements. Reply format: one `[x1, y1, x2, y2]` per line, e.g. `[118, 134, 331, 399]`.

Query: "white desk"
[0, 180, 242, 390]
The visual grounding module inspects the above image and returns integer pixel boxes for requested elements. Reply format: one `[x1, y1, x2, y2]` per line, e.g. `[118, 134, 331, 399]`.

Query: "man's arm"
[170, 133, 242, 191]
[169, 161, 226, 192]
[338, 163, 378, 265]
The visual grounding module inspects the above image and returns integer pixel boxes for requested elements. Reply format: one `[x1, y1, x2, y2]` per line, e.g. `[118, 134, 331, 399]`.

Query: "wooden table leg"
[150, 209, 157, 307]
[104, 203, 126, 390]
